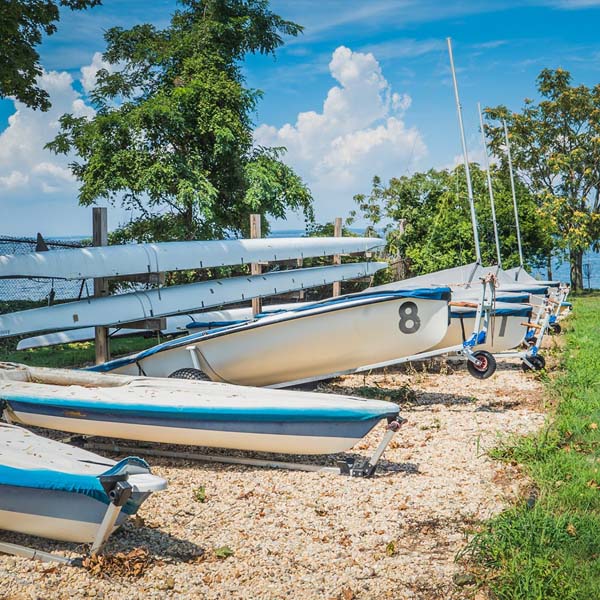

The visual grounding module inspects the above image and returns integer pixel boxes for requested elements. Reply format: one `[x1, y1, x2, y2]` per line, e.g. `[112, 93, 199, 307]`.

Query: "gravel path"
[0, 360, 546, 600]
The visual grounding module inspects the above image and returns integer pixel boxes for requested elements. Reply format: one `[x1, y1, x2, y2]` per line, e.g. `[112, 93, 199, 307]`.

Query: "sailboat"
[0, 422, 166, 555]
[0, 362, 402, 457]
[89, 287, 454, 386]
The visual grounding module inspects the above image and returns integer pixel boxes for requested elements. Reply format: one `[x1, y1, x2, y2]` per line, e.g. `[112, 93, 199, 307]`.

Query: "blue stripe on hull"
[8, 400, 390, 440]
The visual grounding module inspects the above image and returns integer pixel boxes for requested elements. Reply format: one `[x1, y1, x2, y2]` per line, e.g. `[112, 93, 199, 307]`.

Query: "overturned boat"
[0, 422, 166, 554]
[91, 287, 452, 387]
[0, 363, 401, 457]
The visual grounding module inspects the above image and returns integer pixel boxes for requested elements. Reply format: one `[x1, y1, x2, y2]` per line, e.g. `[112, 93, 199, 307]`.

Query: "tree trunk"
[546, 253, 553, 281]
[569, 247, 584, 291]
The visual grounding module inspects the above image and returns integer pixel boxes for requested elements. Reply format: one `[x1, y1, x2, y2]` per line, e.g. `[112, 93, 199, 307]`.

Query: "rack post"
[332, 217, 342, 297]
[93, 207, 110, 364]
[250, 214, 262, 316]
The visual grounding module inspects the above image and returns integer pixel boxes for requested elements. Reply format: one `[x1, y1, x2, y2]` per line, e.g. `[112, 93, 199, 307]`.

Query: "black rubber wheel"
[168, 368, 209, 380]
[467, 351, 497, 379]
[550, 323, 562, 335]
[525, 335, 538, 347]
[521, 355, 546, 372]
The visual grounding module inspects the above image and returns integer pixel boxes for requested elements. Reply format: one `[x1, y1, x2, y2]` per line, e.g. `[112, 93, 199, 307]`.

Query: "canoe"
[15, 304, 300, 350]
[0, 262, 386, 338]
[0, 422, 166, 545]
[91, 287, 452, 387]
[0, 237, 384, 280]
[0, 363, 400, 455]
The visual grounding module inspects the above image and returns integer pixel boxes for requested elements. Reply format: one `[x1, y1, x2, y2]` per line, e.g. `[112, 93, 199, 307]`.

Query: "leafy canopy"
[48, 0, 313, 241]
[349, 165, 553, 278]
[484, 68, 600, 288]
[0, 0, 101, 110]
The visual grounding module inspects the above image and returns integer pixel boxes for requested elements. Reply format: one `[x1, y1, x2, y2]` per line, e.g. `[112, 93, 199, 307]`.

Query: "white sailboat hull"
[0, 364, 399, 455]
[103, 290, 451, 387]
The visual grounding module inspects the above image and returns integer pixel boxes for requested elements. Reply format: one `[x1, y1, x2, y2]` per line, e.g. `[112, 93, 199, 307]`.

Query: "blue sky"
[1, 0, 600, 236]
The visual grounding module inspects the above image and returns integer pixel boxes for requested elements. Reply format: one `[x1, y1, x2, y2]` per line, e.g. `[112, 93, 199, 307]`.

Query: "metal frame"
[84, 417, 407, 479]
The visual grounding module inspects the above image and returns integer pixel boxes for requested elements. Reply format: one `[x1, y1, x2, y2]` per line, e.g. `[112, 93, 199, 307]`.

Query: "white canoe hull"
[0, 262, 386, 338]
[0, 237, 383, 280]
[106, 291, 451, 387]
[16, 304, 301, 350]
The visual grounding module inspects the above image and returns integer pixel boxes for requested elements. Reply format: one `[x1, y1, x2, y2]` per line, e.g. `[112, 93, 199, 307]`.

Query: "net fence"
[0, 235, 92, 303]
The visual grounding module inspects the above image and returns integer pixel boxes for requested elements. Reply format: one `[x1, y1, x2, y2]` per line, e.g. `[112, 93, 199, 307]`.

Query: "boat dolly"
[80, 416, 407, 479]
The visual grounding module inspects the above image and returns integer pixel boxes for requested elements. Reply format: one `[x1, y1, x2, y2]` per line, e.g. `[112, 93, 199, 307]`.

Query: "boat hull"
[431, 312, 528, 353]
[108, 293, 450, 386]
[0, 485, 135, 543]
[0, 365, 400, 455]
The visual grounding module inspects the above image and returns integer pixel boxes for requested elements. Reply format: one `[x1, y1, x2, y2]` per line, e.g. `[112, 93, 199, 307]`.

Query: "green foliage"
[0, 335, 158, 368]
[0, 0, 101, 110]
[350, 165, 552, 278]
[462, 294, 600, 599]
[484, 68, 600, 289]
[193, 485, 207, 503]
[48, 0, 313, 242]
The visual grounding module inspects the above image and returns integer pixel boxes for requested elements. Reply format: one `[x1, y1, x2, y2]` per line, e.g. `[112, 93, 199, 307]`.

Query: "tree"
[349, 165, 553, 279]
[484, 68, 600, 290]
[0, 0, 101, 110]
[47, 0, 313, 242]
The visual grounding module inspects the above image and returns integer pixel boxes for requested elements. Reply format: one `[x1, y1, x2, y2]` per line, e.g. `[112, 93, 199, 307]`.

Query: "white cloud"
[0, 57, 133, 236]
[80, 51, 113, 95]
[255, 46, 427, 224]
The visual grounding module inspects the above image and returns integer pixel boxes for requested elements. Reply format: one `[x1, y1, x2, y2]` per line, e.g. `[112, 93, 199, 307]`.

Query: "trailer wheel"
[521, 355, 546, 372]
[550, 323, 562, 335]
[168, 368, 209, 380]
[467, 351, 496, 379]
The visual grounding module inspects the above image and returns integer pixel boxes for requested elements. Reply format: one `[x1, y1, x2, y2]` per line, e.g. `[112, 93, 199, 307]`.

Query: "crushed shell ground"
[0, 354, 553, 600]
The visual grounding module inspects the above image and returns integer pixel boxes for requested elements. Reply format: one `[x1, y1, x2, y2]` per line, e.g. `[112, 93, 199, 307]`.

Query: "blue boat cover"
[451, 305, 532, 319]
[0, 457, 150, 511]
[4, 394, 398, 422]
[89, 287, 451, 373]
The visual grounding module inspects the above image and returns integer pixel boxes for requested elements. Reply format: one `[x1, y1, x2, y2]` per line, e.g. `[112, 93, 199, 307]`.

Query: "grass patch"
[460, 293, 600, 600]
[0, 335, 160, 368]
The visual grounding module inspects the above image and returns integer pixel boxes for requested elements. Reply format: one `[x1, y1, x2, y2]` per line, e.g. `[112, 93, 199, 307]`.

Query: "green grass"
[0, 335, 160, 368]
[461, 293, 600, 600]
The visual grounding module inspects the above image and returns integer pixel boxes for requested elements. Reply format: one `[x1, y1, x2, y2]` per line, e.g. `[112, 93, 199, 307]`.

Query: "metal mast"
[503, 119, 524, 268]
[478, 102, 502, 267]
[447, 37, 482, 264]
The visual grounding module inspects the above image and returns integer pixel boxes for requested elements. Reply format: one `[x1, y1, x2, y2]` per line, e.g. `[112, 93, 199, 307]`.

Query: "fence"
[0, 235, 91, 303]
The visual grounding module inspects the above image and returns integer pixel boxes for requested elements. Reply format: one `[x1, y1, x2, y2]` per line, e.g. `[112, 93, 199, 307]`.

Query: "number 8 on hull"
[91, 288, 452, 387]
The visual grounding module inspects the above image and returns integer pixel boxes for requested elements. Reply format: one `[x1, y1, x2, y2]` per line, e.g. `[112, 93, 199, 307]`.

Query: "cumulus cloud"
[255, 46, 427, 224]
[0, 57, 131, 236]
[80, 51, 113, 94]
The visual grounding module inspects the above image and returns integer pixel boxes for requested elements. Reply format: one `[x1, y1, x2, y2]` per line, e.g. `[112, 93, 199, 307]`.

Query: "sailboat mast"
[447, 37, 482, 264]
[503, 119, 524, 268]
[478, 102, 502, 268]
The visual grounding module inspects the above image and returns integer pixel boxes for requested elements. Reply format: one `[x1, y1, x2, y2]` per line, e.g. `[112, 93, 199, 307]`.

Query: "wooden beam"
[93, 207, 110, 365]
[332, 217, 342, 297]
[250, 214, 262, 316]
[117, 318, 167, 331]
